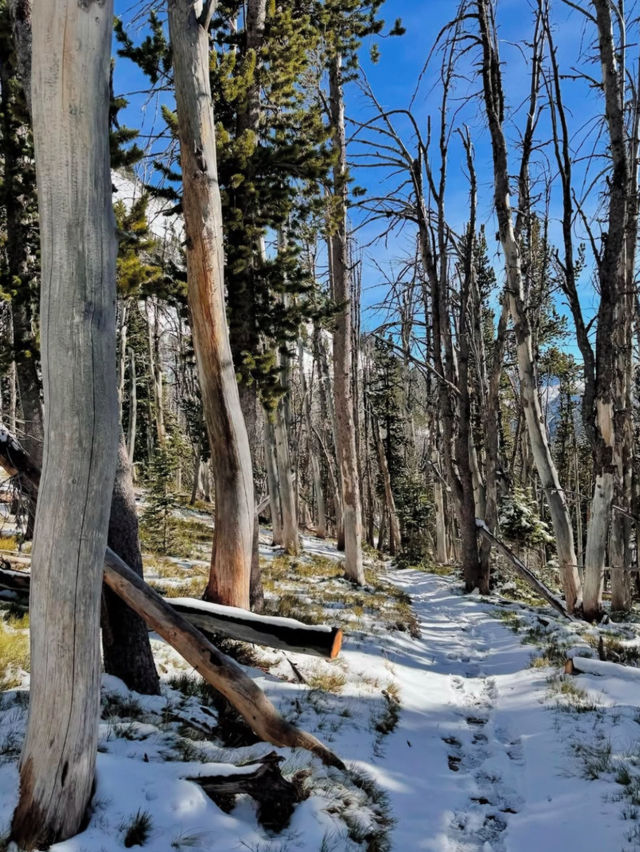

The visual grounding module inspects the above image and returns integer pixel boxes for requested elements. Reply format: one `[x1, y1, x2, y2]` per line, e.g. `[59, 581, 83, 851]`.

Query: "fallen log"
[168, 598, 342, 659]
[0, 425, 345, 770]
[187, 751, 305, 832]
[0, 565, 342, 659]
[565, 655, 640, 681]
[475, 520, 573, 620]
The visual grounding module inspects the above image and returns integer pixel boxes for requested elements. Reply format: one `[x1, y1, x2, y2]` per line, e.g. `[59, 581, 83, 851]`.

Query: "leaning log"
[0, 565, 342, 659]
[0, 425, 344, 770]
[476, 520, 573, 620]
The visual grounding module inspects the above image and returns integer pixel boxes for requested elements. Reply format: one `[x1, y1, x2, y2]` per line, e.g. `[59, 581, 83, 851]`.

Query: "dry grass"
[262, 553, 420, 637]
[0, 612, 30, 689]
[0, 535, 18, 552]
[150, 576, 207, 599]
[307, 667, 348, 694]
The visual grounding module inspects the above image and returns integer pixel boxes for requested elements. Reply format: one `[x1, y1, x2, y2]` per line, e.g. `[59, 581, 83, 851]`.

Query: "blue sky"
[112, 0, 612, 358]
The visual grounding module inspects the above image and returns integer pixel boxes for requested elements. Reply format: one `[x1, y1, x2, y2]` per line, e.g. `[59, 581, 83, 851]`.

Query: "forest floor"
[0, 504, 640, 850]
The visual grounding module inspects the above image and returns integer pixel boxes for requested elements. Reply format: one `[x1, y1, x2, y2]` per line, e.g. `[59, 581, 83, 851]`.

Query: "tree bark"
[328, 54, 364, 584]
[264, 415, 283, 545]
[371, 414, 401, 556]
[126, 346, 137, 465]
[11, 0, 119, 846]
[102, 438, 160, 695]
[299, 339, 326, 538]
[168, 0, 254, 609]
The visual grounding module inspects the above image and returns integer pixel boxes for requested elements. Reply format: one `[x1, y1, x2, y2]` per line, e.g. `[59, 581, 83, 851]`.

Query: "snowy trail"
[337, 569, 632, 852]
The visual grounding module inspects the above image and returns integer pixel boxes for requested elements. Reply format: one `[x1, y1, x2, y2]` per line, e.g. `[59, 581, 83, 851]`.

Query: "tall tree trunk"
[118, 300, 129, 421]
[434, 477, 449, 564]
[168, 0, 253, 609]
[264, 416, 283, 545]
[299, 340, 326, 538]
[273, 341, 299, 555]
[582, 0, 631, 619]
[314, 322, 343, 545]
[477, 0, 581, 612]
[371, 414, 401, 556]
[147, 298, 166, 446]
[11, 0, 119, 845]
[328, 53, 364, 583]
[102, 438, 160, 695]
[127, 347, 137, 466]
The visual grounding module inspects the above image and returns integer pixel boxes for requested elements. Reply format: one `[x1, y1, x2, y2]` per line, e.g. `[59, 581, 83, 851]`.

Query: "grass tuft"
[123, 810, 152, 847]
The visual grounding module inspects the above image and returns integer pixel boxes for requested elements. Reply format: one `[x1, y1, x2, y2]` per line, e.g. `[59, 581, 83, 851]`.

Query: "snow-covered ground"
[0, 532, 640, 851]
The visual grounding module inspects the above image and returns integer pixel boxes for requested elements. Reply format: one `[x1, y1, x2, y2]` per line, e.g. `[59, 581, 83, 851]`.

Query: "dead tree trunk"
[371, 413, 401, 556]
[328, 53, 364, 584]
[264, 415, 284, 545]
[477, 0, 581, 612]
[299, 338, 326, 538]
[102, 438, 160, 695]
[127, 347, 137, 465]
[11, 0, 119, 846]
[168, 0, 254, 609]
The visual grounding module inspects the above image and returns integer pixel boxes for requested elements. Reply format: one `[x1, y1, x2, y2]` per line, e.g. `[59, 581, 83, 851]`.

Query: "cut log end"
[329, 628, 343, 660]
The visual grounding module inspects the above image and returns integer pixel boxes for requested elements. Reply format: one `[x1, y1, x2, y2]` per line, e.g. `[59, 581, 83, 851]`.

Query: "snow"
[1, 535, 640, 850]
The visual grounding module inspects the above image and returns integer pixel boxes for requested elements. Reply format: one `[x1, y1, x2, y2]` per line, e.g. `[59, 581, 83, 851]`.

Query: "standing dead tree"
[168, 0, 254, 609]
[476, 0, 582, 612]
[11, 0, 119, 845]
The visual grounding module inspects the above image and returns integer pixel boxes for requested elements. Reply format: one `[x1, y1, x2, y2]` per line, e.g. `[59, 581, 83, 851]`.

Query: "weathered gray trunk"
[126, 346, 137, 466]
[299, 339, 326, 538]
[314, 323, 342, 542]
[582, 0, 631, 620]
[168, 0, 253, 609]
[273, 401, 299, 554]
[372, 415, 401, 556]
[272, 341, 299, 555]
[118, 301, 129, 420]
[434, 477, 449, 563]
[264, 415, 283, 545]
[11, 0, 119, 846]
[147, 298, 166, 446]
[328, 54, 364, 583]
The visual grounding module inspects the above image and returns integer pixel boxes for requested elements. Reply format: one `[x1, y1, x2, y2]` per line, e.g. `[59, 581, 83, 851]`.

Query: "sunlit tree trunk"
[477, 0, 581, 612]
[328, 53, 364, 583]
[168, 0, 253, 609]
[11, 0, 119, 845]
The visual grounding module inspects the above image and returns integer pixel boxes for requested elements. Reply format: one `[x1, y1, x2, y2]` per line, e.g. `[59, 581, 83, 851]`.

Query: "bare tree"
[476, 0, 582, 612]
[11, 0, 119, 844]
